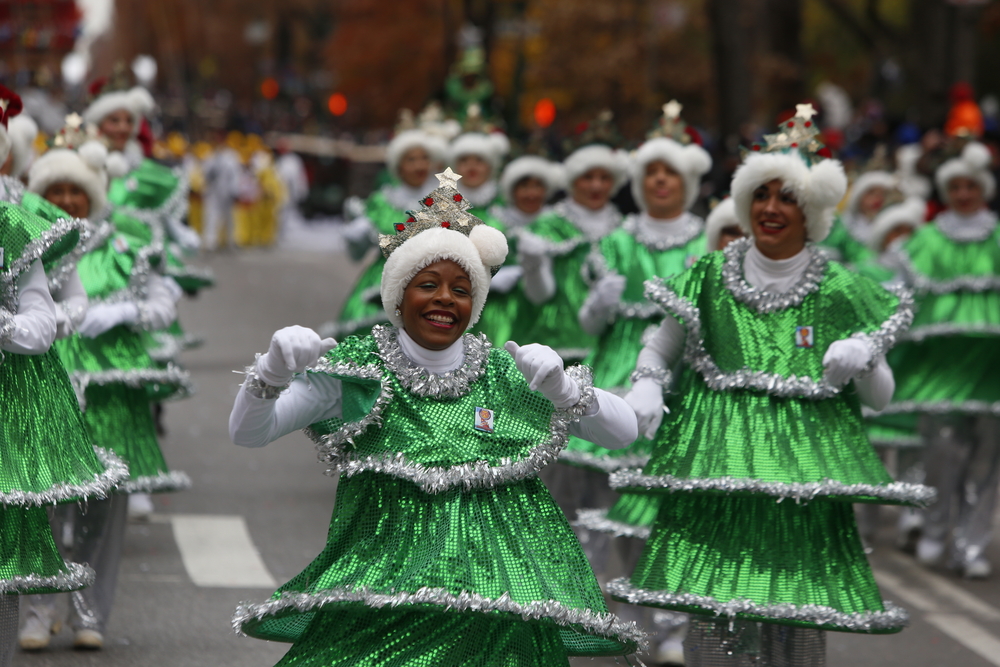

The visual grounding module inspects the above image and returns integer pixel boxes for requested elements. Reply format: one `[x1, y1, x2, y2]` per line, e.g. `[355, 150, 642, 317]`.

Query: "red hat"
[0, 84, 24, 128]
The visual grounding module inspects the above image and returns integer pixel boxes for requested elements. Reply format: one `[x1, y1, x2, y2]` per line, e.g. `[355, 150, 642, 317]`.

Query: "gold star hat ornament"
[378, 169, 509, 329]
[744, 102, 832, 165]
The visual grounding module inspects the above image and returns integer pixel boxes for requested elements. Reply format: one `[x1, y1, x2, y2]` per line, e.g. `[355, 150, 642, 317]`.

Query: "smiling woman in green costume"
[611, 106, 933, 666]
[229, 172, 643, 667]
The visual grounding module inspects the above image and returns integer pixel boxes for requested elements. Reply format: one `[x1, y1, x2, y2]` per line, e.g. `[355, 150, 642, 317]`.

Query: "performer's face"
[98, 109, 134, 152]
[749, 179, 807, 260]
[512, 176, 546, 215]
[947, 176, 986, 216]
[858, 186, 887, 219]
[717, 225, 745, 250]
[401, 259, 473, 350]
[456, 154, 491, 188]
[572, 168, 614, 211]
[398, 147, 431, 188]
[881, 224, 913, 251]
[43, 181, 90, 219]
[643, 160, 685, 219]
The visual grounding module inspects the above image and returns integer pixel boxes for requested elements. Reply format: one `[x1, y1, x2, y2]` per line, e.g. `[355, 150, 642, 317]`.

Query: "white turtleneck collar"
[936, 208, 998, 243]
[384, 175, 439, 211]
[636, 210, 693, 240]
[459, 180, 498, 208]
[843, 212, 874, 244]
[563, 198, 620, 241]
[744, 243, 812, 294]
[397, 328, 465, 374]
[491, 203, 544, 231]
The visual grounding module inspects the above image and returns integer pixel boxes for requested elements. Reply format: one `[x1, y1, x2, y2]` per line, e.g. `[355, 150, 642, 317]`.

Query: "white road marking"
[872, 568, 937, 612]
[925, 614, 1000, 667]
[171, 514, 277, 588]
[887, 552, 1000, 622]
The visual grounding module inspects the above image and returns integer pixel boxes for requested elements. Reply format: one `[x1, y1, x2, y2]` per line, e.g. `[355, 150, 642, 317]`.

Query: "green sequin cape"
[233, 326, 642, 659]
[561, 214, 706, 473]
[53, 219, 191, 493]
[881, 220, 1000, 416]
[605, 239, 930, 633]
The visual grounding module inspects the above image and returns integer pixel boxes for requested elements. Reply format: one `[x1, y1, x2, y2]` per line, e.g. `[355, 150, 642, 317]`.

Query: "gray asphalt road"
[16, 243, 1000, 667]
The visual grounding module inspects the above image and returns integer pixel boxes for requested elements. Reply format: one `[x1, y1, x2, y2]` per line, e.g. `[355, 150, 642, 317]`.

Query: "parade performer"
[490, 155, 563, 233]
[819, 169, 895, 268]
[609, 106, 932, 665]
[18, 134, 191, 651]
[329, 128, 447, 340]
[880, 141, 1000, 579]
[704, 197, 746, 252]
[229, 169, 642, 667]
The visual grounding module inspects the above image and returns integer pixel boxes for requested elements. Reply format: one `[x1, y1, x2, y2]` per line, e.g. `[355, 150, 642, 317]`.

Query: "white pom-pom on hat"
[77, 140, 109, 171]
[961, 141, 992, 171]
[468, 224, 508, 267]
[105, 151, 130, 179]
[935, 141, 996, 204]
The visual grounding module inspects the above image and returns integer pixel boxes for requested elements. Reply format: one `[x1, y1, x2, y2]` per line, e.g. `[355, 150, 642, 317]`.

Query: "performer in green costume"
[18, 135, 190, 652]
[819, 170, 897, 268]
[229, 171, 642, 666]
[612, 107, 933, 665]
[879, 142, 1000, 579]
[326, 128, 447, 340]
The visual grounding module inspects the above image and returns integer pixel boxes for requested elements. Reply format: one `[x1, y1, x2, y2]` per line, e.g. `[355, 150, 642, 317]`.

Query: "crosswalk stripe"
[886, 552, 1000, 622]
[925, 614, 1000, 667]
[171, 514, 278, 588]
[873, 568, 937, 612]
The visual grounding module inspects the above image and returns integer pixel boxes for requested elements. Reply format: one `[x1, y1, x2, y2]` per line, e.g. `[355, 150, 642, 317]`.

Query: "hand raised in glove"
[822, 338, 874, 387]
[504, 341, 580, 409]
[592, 274, 627, 311]
[624, 377, 668, 440]
[256, 326, 338, 387]
[77, 302, 140, 338]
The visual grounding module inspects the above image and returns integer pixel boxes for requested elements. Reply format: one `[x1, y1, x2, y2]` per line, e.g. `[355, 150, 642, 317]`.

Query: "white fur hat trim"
[867, 197, 926, 252]
[563, 145, 629, 194]
[499, 155, 564, 202]
[83, 87, 155, 137]
[0, 125, 11, 170]
[381, 225, 508, 330]
[935, 141, 996, 204]
[629, 138, 712, 212]
[27, 141, 110, 217]
[7, 115, 38, 178]
[386, 130, 448, 181]
[730, 152, 847, 243]
[448, 132, 511, 173]
[705, 198, 739, 252]
[845, 171, 897, 215]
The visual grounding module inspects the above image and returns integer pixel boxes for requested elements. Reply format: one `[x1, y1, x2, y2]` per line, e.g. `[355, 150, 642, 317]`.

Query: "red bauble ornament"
[791, 143, 799, 148]
[441, 221, 451, 228]
[752, 144, 761, 151]
[424, 197, 434, 206]
[787, 121, 795, 128]
[804, 121, 812, 128]
[453, 194, 463, 202]
[817, 147, 833, 158]
[394, 223, 406, 231]
[407, 216, 415, 223]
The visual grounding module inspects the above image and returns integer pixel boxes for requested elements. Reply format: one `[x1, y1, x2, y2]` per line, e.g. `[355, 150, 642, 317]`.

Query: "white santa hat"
[935, 142, 995, 204]
[386, 129, 448, 182]
[448, 132, 511, 174]
[731, 152, 848, 243]
[630, 137, 712, 212]
[705, 198, 740, 251]
[895, 144, 931, 200]
[563, 144, 629, 194]
[27, 140, 129, 217]
[845, 171, 897, 216]
[381, 224, 508, 330]
[82, 86, 155, 137]
[867, 197, 927, 252]
[499, 156, 564, 203]
[7, 115, 38, 178]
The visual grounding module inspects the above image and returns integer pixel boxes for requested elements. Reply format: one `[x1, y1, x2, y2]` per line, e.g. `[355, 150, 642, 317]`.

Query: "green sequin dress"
[606, 239, 930, 633]
[0, 204, 129, 595]
[880, 220, 1000, 416]
[52, 217, 192, 494]
[562, 214, 706, 473]
[818, 215, 877, 269]
[234, 326, 642, 666]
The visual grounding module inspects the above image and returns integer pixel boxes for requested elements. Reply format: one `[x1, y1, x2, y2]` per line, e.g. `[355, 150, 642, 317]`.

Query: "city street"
[16, 242, 1000, 667]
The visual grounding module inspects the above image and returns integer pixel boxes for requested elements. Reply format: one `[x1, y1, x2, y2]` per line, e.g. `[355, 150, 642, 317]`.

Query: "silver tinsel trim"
[629, 365, 672, 387]
[849, 284, 915, 375]
[0, 310, 14, 350]
[622, 213, 703, 251]
[374, 325, 489, 398]
[0, 562, 95, 595]
[0, 446, 129, 507]
[607, 469, 936, 506]
[133, 300, 154, 332]
[0, 218, 82, 313]
[242, 359, 290, 400]
[305, 338, 597, 493]
[881, 399, 1000, 417]
[902, 322, 1000, 342]
[893, 246, 1000, 295]
[70, 364, 193, 409]
[574, 508, 651, 539]
[557, 449, 651, 473]
[606, 578, 908, 633]
[117, 470, 192, 494]
[721, 238, 827, 313]
[232, 584, 645, 649]
[615, 300, 664, 321]
[48, 219, 107, 293]
[0, 174, 26, 204]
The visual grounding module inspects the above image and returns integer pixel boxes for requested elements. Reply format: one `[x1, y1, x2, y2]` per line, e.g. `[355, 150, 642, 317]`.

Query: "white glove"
[490, 266, 523, 294]
[169, 223, 202, 253]
[54, 305, 75, 340]
[504, 341, 580, 408]
[593, 274, 627, 310]
[822, 338, 874, 387]
[256, 326, 338, 387]
[625, 378, 669, 440]
[77, 302, 140, 338]
[517, 233, 549, 273]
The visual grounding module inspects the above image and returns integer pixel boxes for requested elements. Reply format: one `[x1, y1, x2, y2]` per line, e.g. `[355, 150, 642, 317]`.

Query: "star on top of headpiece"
[648, 99, 694, 144]
[663, 100, 683, 121]
[795, 103, 817, 121]
[435, 167, 462, 189]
